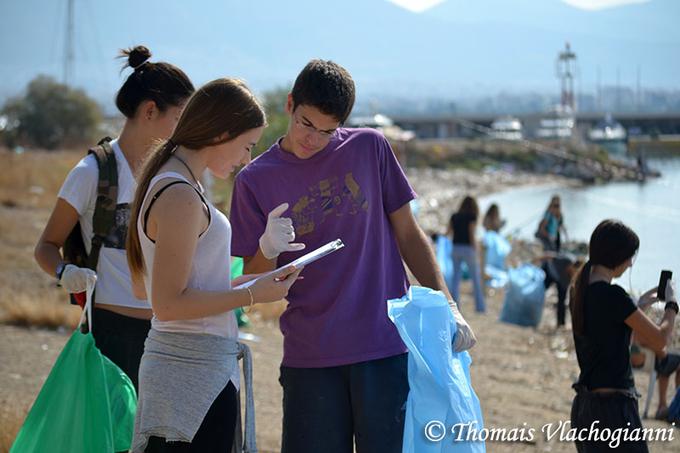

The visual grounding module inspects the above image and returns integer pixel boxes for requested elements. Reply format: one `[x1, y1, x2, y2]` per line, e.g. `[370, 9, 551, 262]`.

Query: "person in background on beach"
[448, 195, 485, 312]
[570, 219, 678, 452]
[34, 46, 194, 390]
[480, 202, 508, 284]
[229, 59, 476, 453]
[536, 195, 567, 252]
[540, 252, 582, 328]
[126, 78, 303, 452]
[653, 352, 680, 421]
[631, 300, 680, 420]
[482, 203, 505, 233]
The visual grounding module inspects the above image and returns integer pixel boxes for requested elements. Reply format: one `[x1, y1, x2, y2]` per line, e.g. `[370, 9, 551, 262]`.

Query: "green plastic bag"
[231, 256, 250, 327]
[11, 287, 137, 453]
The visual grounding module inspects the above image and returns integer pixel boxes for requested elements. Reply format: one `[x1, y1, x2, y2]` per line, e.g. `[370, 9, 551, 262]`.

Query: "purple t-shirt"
[230, 128, 416, 368]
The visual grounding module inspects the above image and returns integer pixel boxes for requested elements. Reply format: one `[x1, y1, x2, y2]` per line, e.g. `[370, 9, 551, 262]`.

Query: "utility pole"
[63, 0, 75, 85]
[636, 64, 641, 112]
[616, 66, 621, 112]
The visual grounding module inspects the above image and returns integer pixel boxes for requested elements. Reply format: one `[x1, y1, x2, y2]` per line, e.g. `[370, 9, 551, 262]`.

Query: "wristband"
[55, 262, 66, 280]
[664, 301, 679, 315]
[55, 262, 66, 287]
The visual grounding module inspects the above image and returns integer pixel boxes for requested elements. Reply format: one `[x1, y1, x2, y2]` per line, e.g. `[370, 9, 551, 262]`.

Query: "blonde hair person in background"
[34, 45, 194, 390]
[126, 78, 303, 453]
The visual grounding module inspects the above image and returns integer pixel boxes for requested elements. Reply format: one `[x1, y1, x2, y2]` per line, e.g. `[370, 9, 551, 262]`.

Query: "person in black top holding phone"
[569, 219, 678, 452]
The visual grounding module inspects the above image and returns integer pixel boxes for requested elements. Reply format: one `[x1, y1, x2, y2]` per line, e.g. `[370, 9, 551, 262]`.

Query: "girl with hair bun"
[569, 219, 678, 452]
[34, 45, 194, 390]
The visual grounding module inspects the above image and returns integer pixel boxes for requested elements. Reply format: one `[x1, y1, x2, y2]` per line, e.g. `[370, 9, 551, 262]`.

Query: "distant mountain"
[1, 0, 678, 111]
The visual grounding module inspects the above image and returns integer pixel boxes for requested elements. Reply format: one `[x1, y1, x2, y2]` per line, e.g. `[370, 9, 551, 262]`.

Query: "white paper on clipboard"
[234, 239, 345, 289]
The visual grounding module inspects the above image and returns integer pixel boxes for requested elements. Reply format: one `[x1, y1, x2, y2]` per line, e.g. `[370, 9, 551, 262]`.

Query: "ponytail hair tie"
[132, 58, 150, 71]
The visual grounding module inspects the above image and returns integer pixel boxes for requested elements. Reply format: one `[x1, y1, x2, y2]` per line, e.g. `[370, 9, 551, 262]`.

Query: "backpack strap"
[86, 136, 118, 271]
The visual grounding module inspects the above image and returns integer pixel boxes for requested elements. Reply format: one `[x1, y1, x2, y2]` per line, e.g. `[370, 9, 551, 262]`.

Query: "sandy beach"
[0, 150, 677, 452]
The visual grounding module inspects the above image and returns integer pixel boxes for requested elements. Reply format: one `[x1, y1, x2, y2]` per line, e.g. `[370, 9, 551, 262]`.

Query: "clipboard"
[234, 239, 345, 289]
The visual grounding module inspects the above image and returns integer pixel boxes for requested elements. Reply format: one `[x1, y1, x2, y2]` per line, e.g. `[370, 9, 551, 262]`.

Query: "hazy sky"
[1, 0, 677, 109]
[388, 0, 651, 12]
[560, 0, 650, 10]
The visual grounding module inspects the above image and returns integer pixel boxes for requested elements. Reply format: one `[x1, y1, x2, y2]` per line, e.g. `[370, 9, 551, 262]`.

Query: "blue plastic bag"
[668, 387, 680, 422]
[434, 236, 471, 286]
[482, 231, 511, 288]
[435, 235, 455, 293]
[499, 264, 546, 328]
[388, 286, 485, 453]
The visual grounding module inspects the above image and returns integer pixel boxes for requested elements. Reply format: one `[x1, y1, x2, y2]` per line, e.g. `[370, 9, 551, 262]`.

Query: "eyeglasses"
[292, 113, 337, 140]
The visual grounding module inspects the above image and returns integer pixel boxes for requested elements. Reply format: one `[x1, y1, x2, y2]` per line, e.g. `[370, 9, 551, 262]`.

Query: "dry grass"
[0, 185, 78, 330]
[1, 293, 80, 330]
[0, 148, 82, 210]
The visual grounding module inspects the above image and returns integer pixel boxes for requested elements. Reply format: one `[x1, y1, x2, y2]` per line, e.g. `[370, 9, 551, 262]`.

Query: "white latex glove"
[449, 300, 477, 352]
[666, 280, 677, 303]
[60, 264, 97, 294]
[258, 203, 306, 260]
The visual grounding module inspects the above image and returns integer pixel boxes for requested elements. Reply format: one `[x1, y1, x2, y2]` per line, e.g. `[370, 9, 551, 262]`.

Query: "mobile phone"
[658, 270, 672, 301]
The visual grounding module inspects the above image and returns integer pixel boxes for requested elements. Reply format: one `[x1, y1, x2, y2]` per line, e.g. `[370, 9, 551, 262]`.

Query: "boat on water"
[490, 116, 523, 141]
[587, 113, 627, 143]
[348, 113, 415, 141]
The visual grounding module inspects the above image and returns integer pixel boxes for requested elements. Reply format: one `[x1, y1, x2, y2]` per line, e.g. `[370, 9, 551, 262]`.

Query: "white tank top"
[138, 171, 238, 339]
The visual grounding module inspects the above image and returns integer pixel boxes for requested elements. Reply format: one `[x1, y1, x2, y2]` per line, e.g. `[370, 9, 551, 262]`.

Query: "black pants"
[91, 307, 151, 391]
[145, 382, 238, 452]
[543, 263, 568, 327]
[280, 353, 409, 453]
[571, 388, 649, 452]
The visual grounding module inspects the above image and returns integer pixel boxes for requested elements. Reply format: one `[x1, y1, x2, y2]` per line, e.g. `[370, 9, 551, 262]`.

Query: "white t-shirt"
[58, 139, 150, 309]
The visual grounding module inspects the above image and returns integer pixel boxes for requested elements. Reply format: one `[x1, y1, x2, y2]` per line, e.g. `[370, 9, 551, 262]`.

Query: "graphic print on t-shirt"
[292, 173, 368, 237]
[104, 203, 131, 249]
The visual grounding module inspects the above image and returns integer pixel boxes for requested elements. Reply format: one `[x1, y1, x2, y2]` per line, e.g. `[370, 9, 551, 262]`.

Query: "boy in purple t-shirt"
[230, 59, 476, 453]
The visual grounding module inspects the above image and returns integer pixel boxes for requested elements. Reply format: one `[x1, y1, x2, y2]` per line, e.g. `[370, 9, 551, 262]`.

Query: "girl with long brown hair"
[126, 78, 302, 452]
[569, 219, 677, 452]
[448, 195, 485, 312]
